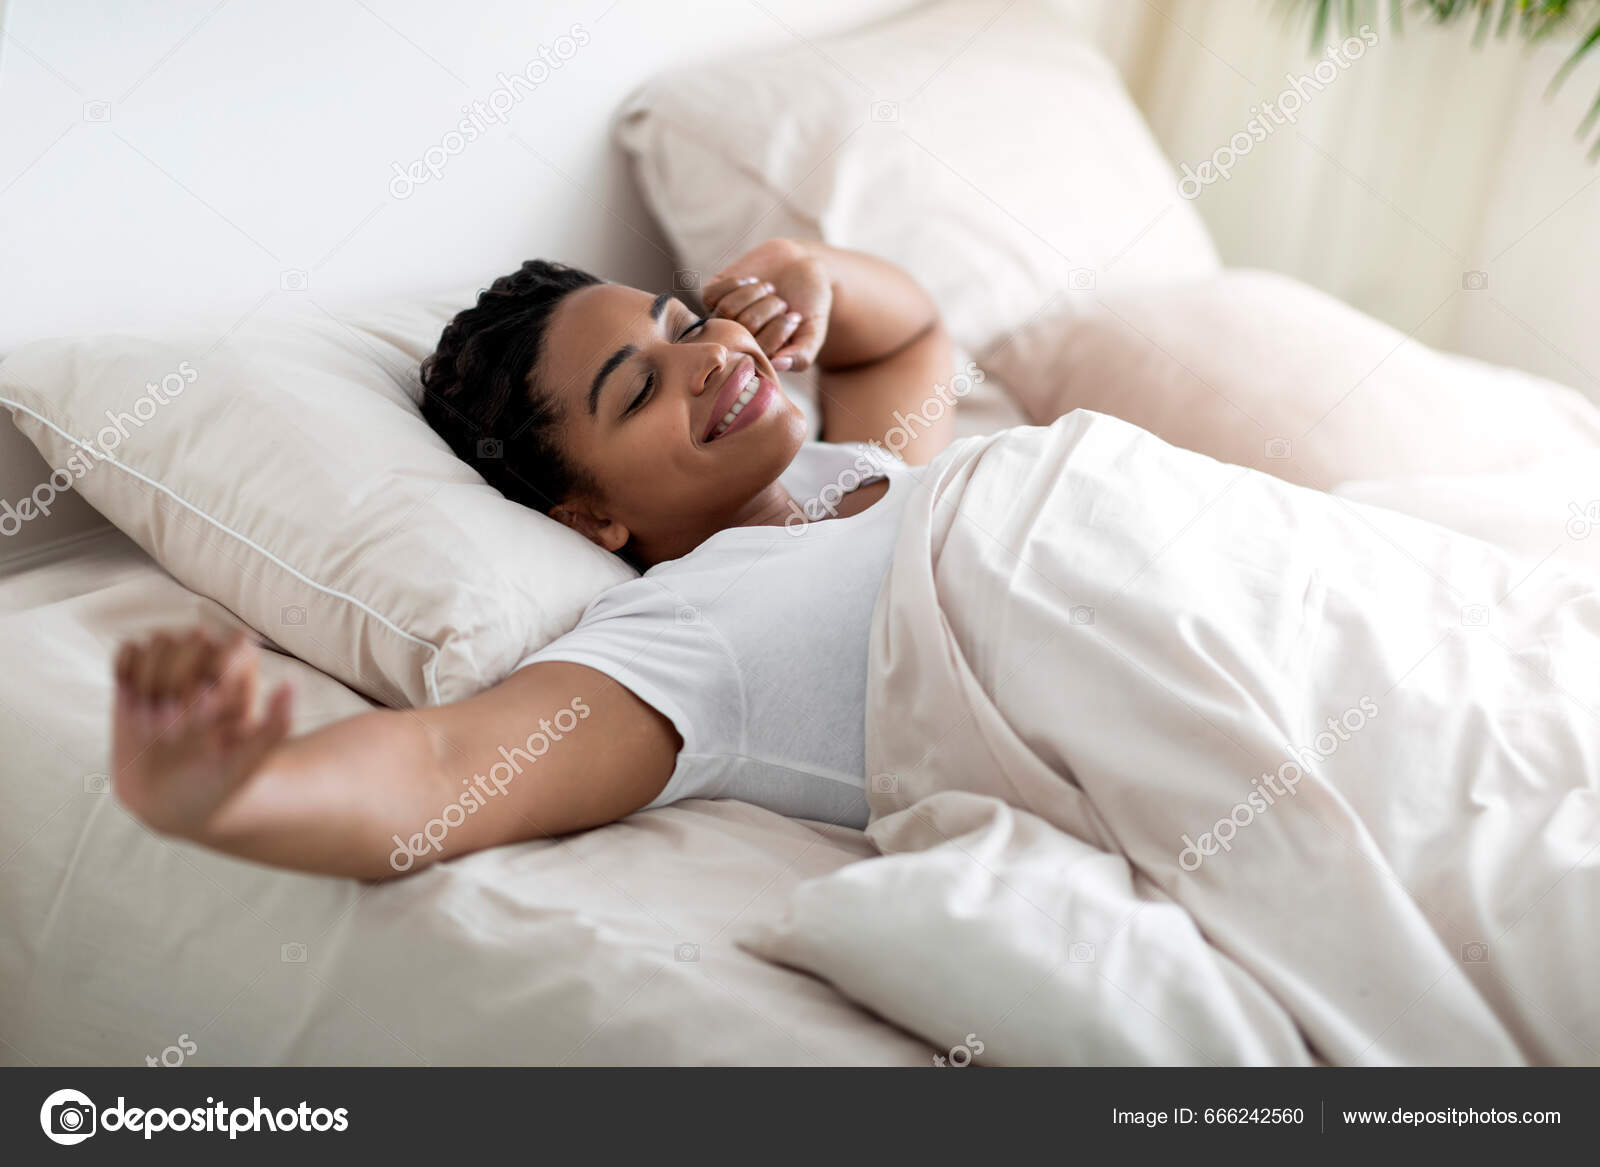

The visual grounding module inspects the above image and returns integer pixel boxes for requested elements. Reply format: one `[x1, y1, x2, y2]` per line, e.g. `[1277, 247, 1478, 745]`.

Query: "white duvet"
[743, 412, 1600, 1065]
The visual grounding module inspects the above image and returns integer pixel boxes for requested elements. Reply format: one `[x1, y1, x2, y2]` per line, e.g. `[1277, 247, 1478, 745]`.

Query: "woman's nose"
[691, 344, 728, 396]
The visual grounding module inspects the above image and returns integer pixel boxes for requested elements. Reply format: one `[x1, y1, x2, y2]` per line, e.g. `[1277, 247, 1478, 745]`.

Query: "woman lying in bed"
[109, 237, 956, 878]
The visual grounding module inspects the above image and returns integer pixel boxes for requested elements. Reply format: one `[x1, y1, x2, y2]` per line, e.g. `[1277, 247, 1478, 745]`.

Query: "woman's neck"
[628, 481, 798, 568]
[731, 481, 803, 529]
[735, 474, 888, 527]
[630, 475, 888, 568]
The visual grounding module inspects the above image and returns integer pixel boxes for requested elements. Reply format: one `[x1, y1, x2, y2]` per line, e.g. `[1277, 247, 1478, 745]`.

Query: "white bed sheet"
[0, 530, 925, 1065]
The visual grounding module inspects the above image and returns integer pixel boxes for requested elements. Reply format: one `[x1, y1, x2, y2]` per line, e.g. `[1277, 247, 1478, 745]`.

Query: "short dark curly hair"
[420, 259, 602, 513]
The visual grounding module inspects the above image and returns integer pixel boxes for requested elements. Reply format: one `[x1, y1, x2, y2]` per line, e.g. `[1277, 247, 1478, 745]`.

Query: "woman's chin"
[748, 407, 810, 480]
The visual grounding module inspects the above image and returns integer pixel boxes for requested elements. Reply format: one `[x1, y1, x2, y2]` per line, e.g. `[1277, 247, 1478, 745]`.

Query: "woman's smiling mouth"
[710, 370, 760, 438]
[704, 355, 777, 442]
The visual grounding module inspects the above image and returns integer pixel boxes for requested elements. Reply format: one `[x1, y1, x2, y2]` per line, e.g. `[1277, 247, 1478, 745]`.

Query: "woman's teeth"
[711, 371, 760, 439]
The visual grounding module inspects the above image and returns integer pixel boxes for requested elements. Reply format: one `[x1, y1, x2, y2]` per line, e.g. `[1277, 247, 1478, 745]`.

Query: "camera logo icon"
[1264, 437, 1292, 460]
[83, 772, 110, 794]
[476, 437, 503, 459]
[1069, 941, 1096, 963]
[1068, 268, 1097, 291]
[1461, 941, 1489, 963]
[870, 772, 898, 794]
[674, 942, 700, 962]
[673, 269, 700, 291]
[675, 605, 699, 625]
[82, 101, 112, 122]
[280, 604, 307, 626]
[1069, 604, 1095, 625]
[281, 941, 307, 963]
[40, 1088, 96, 1145]
[870, 100, 899, 122]
[1460, 604, 1490, 628]
[1461, 270, 1489, 291]
[279, 269, 308, 292]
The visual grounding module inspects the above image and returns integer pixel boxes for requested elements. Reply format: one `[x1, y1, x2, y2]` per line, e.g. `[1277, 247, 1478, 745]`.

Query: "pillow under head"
[0, 291, 632, 707]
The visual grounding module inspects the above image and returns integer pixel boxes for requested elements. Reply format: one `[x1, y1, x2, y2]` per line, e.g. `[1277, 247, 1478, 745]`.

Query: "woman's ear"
[548, 499, 630, 553]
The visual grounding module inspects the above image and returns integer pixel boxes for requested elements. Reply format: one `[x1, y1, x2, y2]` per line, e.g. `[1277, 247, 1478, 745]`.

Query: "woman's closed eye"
[625, 315, 711, 416]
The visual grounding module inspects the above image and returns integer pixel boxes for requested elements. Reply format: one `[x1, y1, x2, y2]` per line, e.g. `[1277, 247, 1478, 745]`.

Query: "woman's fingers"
[702, 274, 760, 309]
[735, 295, 789, 335]
[710, 281, 774, 320]
[755, 312, 802, 356]
[109, 627, 290, 838]
[131, 632, 172, 702]
[114, 641, 139, 689]
[771, 316, 824, 372]
[213, 632, 259, 728]
[113, 626, 251, 717]
[164, 628, 212, 702]
[259, 681, 294, 743]
[227, 680, 293, 759]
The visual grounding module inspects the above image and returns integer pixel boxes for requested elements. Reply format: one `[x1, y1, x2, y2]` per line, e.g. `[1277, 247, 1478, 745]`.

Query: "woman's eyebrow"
[588, 344, 636, 416]
[585, 293, 679, 416]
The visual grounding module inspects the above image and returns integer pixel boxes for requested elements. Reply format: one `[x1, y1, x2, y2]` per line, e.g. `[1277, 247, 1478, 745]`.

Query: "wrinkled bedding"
[744, 412, 1600, 1065]
[0, 530, 928, 1066]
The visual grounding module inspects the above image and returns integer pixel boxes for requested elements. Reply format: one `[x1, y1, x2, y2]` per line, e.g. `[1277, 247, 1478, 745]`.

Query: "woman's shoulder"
[581, 570, 691, 616]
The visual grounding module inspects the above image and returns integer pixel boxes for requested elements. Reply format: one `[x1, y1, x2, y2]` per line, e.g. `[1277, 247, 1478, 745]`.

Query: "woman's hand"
[702, 238, 832, 372]
[705, 236, 954, 462]
[111, 627, 293, 839]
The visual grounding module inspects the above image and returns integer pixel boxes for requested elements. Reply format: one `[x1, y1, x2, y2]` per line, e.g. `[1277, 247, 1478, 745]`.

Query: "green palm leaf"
[1281, 0, 1600, 157]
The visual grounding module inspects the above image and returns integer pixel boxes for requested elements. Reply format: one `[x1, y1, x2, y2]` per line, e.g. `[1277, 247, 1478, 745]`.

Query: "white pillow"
[0, 292, 632, 707]
[980, 271, 1600, 491]
[616, 0, 1220, 356]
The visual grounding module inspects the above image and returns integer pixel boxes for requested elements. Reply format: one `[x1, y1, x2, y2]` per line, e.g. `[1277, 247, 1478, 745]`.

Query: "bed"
[0, 528, 944, 1064]
[5, 0, 1599, 1067]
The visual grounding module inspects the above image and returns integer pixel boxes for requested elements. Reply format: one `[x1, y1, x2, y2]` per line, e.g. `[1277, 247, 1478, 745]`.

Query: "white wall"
[0, 0, 929, 347]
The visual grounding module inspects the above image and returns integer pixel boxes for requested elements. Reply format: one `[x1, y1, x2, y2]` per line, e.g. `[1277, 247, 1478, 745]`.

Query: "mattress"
[0, 529, 925, 1065]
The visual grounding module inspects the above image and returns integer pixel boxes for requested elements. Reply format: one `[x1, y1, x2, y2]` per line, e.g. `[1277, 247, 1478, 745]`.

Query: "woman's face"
[535, 281, 809, 563]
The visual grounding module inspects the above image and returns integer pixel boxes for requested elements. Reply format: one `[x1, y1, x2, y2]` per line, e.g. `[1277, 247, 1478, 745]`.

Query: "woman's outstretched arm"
[110, 628, 679, 880]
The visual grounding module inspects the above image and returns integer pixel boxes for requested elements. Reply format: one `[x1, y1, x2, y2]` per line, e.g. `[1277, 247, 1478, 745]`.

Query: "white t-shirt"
[514, 440, 917, 830]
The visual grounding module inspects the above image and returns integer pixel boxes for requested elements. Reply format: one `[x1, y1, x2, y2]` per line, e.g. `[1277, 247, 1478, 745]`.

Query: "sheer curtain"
[1079, 0, 1600, 402]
